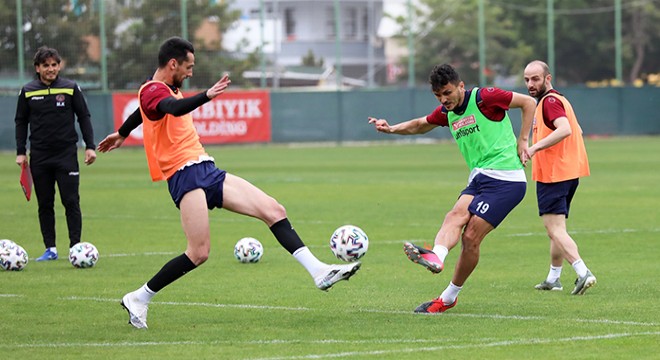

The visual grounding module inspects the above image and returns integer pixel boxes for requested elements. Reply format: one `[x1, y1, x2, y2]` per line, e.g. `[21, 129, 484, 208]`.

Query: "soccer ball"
[0, 239, 17, 249]
[330, 225, 369, 262]
[69, 242, 99, 268]
[234, 237, 264, 263]
[0, 242, 29, 271]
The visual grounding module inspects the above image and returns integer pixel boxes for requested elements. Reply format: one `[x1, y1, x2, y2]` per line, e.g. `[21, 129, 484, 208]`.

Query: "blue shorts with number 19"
[460, 173, 526, 228]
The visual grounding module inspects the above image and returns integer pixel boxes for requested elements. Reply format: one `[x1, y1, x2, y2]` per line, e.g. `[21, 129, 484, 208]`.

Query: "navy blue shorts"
[536, 179, 579, 217]
[167, 161, 227, 209]
[460, 173, 526, 228]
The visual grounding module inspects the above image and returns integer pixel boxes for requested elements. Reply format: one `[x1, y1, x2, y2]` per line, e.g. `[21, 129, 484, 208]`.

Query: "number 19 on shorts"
[476, 201, 489, 214]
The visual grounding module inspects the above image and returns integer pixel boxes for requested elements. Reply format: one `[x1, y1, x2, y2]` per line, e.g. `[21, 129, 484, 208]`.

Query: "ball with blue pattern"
[330, 225, 369, 262]
[0, 240, 29, 271]
[234, 237, 264, 263]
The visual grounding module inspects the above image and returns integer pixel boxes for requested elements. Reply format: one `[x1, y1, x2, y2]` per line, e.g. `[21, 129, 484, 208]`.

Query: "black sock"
[270, 218, 305, 254]
[146, 253, 197, 293]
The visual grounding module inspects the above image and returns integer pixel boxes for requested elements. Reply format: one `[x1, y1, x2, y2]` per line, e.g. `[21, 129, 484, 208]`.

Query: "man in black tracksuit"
[14, 46, 97, 262]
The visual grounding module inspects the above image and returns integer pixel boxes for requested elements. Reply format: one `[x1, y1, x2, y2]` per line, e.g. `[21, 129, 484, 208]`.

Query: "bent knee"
[187, 248, 210, 266]
[263, 200, 287, 225]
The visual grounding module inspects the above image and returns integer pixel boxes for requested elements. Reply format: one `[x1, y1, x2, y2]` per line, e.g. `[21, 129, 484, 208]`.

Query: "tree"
[396, 0, 660, 86]
[625, 1, 660, 83]
[392, 0, 533, 86]
[106, 0, 257, 90]
[496, 0, 660, 85]
[0, 0, 259, 90]
[302, 50, 325, 67]
[0, 0, 97, 77]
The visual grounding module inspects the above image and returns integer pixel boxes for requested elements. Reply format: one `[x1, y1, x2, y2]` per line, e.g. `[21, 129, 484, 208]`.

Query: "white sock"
[546, 265, 562, 283]
[293, 246, 326, 277]
[440, 282, 462, 305]
[571, 259, 589, 278]
[135, 284, 156, 303]
[48, 247, 58, 254]
[432, 245, 449, 263]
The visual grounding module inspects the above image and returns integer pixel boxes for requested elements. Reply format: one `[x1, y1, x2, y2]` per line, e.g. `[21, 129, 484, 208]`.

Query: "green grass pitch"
[1, 137, 659, 359]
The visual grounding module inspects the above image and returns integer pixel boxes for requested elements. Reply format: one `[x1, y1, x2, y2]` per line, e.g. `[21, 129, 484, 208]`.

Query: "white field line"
[246, 332, 660, 360]
[0, 338, 466, 349]
[63, 296, 310, 311]
[58, 296, 658, 327]
[1, 331, 658, 353]
[104, 251, 179, 258]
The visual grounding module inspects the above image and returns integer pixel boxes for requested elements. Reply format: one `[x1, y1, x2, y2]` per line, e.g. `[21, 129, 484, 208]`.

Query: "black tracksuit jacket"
[15, 76, 95, 154]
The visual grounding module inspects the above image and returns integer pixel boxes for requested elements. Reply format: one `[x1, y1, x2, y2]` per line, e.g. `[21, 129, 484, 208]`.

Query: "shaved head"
[525, 60, 550, 77]
[524, 60, 553, 99]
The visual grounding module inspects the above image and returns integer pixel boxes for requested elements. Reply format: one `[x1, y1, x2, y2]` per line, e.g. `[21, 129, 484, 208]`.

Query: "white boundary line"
[2, 295, 658, 353]
[104, 251, 179, 258]
[58, 296, 658, 327]
[246, 332, 660, 360]
[63, 296, 310, 311]
[1, 331, 658, 353]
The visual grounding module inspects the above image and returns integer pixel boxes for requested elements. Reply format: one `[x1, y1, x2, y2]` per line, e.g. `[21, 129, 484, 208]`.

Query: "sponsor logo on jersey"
[452, 115, 476, 131]
[452, 115, 480, 140]
[56, 94, 66, 107]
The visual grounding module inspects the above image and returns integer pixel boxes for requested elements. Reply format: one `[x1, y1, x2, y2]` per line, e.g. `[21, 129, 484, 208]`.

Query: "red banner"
[112, 90, 271, 146]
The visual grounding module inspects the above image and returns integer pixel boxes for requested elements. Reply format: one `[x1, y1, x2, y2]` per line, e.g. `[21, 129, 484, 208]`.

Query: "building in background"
[226, 0, 390, 88]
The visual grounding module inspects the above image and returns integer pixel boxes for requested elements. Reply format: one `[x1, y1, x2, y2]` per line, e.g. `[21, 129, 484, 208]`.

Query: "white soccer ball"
[330, 225, 369, 262]
[0, 239, 17, 249]
[0, 242, 29, 271]
[234, 237, 264, 263]
[69, 242, 99, 268]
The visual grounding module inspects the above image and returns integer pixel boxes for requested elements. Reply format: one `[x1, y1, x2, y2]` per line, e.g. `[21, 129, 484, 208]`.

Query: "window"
[285, 7, 296, 40]
[326, 6, 359, 40]
[326, 7, 335, 39]
[362, 7, 369, 41]
[343, 7, 357, 40]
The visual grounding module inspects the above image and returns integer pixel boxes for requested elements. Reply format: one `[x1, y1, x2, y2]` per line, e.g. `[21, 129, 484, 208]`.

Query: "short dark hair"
[33, 46, 61, 66]
[429, 64, 461, 91]
[158, 37, 195, 67]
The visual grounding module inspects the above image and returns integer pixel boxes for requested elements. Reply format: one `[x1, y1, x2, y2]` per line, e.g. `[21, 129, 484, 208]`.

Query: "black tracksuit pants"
[29, 146, 81, 249]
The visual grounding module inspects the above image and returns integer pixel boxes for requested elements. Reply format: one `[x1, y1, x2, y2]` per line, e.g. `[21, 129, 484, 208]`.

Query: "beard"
[534, 84, 548, 100]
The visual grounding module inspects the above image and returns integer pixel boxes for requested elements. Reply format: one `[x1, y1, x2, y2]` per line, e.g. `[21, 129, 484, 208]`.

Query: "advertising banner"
[112, 90, 271, 146]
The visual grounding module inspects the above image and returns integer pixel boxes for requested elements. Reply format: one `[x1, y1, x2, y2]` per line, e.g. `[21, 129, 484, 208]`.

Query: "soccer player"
[368, 64, 535, 313]
[14, 46, 97, 262]
[522, 60, 596, 295]
[98, 37, 360, 329]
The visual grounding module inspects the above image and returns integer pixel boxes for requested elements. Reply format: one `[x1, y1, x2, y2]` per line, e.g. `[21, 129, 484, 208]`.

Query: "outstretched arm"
[97, 108, 143, 152]
[368, 116, 437, 135]
[156, 74, 232, 116]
